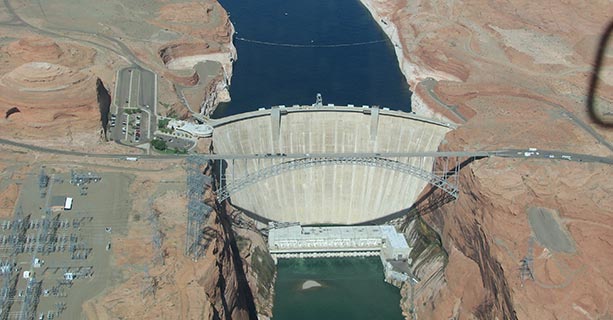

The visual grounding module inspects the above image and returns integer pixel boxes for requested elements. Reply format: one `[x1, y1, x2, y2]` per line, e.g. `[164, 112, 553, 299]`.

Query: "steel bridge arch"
[216, 157, 458, 202]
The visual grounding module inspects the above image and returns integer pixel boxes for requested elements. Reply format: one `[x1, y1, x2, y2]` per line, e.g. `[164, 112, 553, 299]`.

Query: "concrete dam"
[212, 105, 451, 224]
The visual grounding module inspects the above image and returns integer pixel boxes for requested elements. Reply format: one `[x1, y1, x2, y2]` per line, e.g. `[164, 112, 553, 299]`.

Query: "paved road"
[421, 78, 467, 123]
[421, 78, 613, 153]
[557, 109, 613, 153]
[497, 149, 613, 164]
[2, 0, 145, 67]
[1, 138, 612, 165]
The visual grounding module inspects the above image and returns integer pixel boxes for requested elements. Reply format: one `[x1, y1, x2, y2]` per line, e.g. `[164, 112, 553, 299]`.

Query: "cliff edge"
[361, 0, 613, 318]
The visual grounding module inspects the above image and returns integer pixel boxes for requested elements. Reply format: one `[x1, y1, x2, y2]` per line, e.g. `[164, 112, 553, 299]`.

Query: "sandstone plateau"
[1, 0, 612, 319]
[360, 0, 613, 318]
[0, 1, 258, 319]
[0, 0, 234, 151]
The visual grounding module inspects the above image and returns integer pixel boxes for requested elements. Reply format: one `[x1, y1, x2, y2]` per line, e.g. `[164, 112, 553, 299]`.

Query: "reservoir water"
[273, 258, 404, 320]
[216, 0, 409, 318]
[214, 0, 412, 118]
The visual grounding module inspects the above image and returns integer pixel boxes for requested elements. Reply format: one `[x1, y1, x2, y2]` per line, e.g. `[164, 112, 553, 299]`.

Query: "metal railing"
[216, 156, 459, 202]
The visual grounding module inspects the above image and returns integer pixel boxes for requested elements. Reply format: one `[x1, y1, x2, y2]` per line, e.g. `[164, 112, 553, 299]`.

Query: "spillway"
[212, 105, 451, 224]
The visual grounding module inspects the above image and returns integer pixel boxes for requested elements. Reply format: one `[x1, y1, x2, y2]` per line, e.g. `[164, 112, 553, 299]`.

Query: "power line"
[235, 36, 387, 48]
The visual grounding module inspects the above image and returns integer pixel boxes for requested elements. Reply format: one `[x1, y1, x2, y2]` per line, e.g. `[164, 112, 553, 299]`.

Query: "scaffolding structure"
[36, 214, 61, 255]
[9, 206, 30, 256]
[69, 170, 101, 195]
[18, 278, 42, 320]
[0, 260, 19, 320]
[184, 157, 213, 260]
[38, 168, 48, 199]
[520, 237, 535, 287]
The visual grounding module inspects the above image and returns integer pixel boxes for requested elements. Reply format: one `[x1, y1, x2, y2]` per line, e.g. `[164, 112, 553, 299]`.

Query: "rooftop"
[50, 196, 66, 207]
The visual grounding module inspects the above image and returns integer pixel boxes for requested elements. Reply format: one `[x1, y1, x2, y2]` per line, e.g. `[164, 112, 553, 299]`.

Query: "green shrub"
[151, 138, 167, 151]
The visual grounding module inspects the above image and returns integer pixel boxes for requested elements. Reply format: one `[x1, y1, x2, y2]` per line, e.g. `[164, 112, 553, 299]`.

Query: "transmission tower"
[520, 237, 535, 287]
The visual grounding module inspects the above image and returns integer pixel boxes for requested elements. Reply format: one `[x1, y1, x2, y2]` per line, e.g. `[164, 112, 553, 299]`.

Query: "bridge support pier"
[370, 105, 380, 142]
[271, 107, 282, 152]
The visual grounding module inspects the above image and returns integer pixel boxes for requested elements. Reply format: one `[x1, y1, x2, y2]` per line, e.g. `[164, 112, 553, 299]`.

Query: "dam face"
[213, 106, 450, 224]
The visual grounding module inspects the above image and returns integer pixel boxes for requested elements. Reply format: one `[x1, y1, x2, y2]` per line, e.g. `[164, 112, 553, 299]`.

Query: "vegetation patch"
[158, 118, 170, 129]
[151, 138, 167, 151]
[252, 246, 275, 300]
[409, 214, 447, 267]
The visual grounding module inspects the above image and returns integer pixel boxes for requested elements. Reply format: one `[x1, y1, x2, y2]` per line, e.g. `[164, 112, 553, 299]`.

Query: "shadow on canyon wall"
[587, 19, 613, 126]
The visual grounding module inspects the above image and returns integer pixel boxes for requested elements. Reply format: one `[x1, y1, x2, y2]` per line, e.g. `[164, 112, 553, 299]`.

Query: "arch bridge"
[216, 155, 465, 204]
[210, 104, 471, 224]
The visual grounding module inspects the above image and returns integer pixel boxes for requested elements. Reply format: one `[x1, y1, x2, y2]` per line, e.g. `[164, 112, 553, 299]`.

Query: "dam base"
[268, 223, 418, 287]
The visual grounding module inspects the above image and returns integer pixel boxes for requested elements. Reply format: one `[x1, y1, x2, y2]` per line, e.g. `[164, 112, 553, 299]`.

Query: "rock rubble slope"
[361, 0, 613, 318]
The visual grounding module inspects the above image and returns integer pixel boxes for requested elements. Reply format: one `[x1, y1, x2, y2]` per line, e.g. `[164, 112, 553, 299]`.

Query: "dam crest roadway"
[212, 104, 464, 224]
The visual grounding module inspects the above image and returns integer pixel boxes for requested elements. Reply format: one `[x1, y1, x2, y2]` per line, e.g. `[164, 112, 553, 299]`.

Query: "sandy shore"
[357, 0, 454, 122]
[301, 280, 322, 290]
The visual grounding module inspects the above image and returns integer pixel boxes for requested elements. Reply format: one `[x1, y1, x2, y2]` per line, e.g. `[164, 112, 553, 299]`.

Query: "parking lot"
[109, 110, 151, 145]
[110, 67, 156, 146]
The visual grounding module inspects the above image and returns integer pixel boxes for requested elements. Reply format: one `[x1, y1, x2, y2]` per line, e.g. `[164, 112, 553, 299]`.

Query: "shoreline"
[199, 18, 237, 116]
[168, 17, 237, 117]
[199, 19, 237, 116]
[357, 0, 456, 123]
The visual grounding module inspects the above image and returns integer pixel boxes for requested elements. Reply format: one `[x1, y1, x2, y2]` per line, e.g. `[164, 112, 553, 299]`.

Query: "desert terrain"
[360, 0, 613, 318]
[0, 141, 273, 319]
[0, 0, 612, 319]
[0, 0, 234, 152]
[0, 1, 266, 319]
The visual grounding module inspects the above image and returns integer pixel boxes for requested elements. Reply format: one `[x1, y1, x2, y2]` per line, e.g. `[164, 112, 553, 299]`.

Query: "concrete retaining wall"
[213, 107, 450, 224]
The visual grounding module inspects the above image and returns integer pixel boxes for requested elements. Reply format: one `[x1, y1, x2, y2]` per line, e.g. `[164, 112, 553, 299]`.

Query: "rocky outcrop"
[230, 214, 277, 319]
[198, 70, 231, 116]
[97, 78, 111, 135]
[157, 2, 236, 116]
[204, 207, 258, 319]
[399, 154, 613, 319]
[360, 1, 613, 318]
[159, 42, 216, 66]
[425, 166, 516, 319]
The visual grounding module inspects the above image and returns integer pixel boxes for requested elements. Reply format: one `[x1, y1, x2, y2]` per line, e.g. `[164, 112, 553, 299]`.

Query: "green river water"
[272, 257, 404, 320]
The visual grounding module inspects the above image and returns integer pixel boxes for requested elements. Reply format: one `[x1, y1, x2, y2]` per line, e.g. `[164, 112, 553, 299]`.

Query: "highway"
[1, 138, 612, 165]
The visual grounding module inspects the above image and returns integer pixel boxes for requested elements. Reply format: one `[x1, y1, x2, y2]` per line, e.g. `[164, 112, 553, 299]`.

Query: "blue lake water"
[214, 0, 412, 118]
[216, 0, 408, 318]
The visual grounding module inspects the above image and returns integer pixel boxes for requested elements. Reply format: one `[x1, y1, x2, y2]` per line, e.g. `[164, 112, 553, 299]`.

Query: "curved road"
[2, 0, 145, 66]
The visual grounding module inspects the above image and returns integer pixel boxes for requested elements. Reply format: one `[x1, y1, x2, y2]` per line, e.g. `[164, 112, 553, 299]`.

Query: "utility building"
[49, 196, 73, 211]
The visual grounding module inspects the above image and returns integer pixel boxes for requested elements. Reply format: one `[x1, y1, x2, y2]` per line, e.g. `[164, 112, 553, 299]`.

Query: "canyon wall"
[82, 160, 272, 320]
[360, 0, 613, 319]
